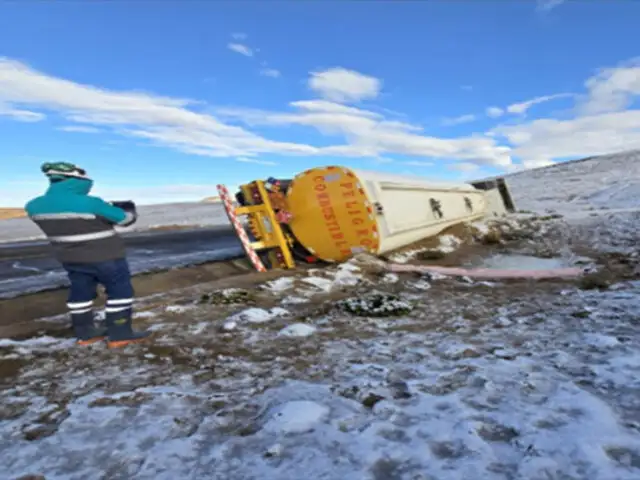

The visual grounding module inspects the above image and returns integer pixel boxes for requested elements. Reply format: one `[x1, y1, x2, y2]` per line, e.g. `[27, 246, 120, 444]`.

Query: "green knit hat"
[41, 162, 90, 181]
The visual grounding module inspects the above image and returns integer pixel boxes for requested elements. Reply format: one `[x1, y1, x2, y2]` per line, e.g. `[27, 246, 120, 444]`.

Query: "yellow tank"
[217, 165, 515, 271]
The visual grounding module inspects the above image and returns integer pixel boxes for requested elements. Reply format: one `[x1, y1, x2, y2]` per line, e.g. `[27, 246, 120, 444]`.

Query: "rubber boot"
[105, 308, 151, 348]
[71, 310, 107, 346]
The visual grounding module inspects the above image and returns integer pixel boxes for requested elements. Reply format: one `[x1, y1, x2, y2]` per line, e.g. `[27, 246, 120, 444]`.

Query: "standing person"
[24, 162, 151, 348]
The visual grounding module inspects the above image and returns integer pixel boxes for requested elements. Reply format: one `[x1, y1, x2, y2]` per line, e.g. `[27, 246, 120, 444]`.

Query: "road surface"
[0, 226, 245, 299]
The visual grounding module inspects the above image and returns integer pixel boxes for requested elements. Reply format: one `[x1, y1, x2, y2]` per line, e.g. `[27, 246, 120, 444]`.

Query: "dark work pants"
[62, 257, 134, 317]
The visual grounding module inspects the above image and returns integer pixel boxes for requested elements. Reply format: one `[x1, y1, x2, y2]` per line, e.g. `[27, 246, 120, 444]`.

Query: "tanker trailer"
[216, 165, 515, 272]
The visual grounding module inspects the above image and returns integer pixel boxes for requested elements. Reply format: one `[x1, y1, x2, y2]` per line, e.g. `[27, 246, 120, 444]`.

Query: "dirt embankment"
[0, 208, 26, 220]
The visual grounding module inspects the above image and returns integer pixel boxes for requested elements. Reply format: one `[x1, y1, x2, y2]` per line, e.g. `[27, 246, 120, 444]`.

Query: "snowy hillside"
[504, 149, 640, 215]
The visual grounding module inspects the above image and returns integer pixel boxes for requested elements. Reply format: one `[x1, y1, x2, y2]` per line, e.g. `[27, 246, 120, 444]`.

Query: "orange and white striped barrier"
[217, 184, 267, 272]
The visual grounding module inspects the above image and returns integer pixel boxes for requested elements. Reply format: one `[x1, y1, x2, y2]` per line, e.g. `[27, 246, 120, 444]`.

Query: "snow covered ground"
[2, 151, 640, 479]
[0, 202, 231, 243]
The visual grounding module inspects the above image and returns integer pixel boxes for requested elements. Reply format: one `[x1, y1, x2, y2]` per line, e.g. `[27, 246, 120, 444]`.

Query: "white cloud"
[0, 104, 45, 122]
[308, 67, 382, 103]
[404, 161, 434, 167]
[537, 0, 566, 12]
[442, 114, 476, 126]
[57, 125, 101, 133]
[0, 57, 514, 170]
[291, 99, 382, 118]
[579, 58, 640, 115]
[9, 55, 640, 178]
[448, 162, 480, 172]
[506, 93, 573, 115]
[486, 106, 504, 118]
[0, 57, 315, 159]
[217, 100, 512, 167]
[227, 43, 253, 57]
[493, 110, 640, 164]
[236, 157, 278, 166]
[231, 32, 247, 40]
[491, 58, 640, 167]
[260, 68, 281, 78]
[371, 156, 394, 164]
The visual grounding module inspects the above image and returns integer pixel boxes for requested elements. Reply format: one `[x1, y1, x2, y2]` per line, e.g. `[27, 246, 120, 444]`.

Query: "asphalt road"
[0, 226, 245, 299]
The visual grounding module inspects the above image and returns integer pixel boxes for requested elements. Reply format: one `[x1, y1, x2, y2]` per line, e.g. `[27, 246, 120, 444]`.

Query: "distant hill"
[0, 208, 26, 220]
[202, 196, 221, 203]
[495, 149, 640, 214]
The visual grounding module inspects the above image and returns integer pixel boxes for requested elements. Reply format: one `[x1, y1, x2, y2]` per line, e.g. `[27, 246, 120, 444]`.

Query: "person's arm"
[89, 197, 138, 227]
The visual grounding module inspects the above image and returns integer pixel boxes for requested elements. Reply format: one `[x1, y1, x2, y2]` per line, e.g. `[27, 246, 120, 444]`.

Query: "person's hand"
[111, 200, 136, 212]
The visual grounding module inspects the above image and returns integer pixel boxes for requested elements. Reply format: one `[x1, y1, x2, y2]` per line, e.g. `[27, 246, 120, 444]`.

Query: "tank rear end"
[285, 166, 380, 262]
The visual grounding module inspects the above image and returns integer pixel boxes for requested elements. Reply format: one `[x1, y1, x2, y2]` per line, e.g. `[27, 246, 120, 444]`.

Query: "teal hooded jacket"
[25, 177, 136, 264]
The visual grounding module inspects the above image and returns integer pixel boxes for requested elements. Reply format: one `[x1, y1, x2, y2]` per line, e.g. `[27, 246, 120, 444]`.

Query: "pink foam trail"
[388, 263, 584, 279]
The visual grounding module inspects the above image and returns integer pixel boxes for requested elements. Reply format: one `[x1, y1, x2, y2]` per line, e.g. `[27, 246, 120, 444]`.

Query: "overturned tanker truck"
[216, 165, 516, 272]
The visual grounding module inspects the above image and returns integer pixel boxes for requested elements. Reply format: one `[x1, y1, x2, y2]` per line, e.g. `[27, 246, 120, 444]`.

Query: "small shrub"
[578, 273, 611, 291]
[338, 293, 413, 317]
[199, 288, 254, 305]
[481, 230, 502, 245]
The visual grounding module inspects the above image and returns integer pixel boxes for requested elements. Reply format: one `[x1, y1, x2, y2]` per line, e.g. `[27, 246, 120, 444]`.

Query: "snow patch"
[301, 276, 334, 293]
[332, 263, 363, 287]
[165, 305, 194, 314]
[470, 221, 491, 235]
[278, 323, 317, 337]
[227, 307, 289, 324]
[438, 234, 462, 253]
[262, 277, 295, 293]
[280, 296, 310, 305]
[301, 263, 363, 293]
[189, 321, 209, 335]
[0, 336, 62, 347]
[381, 273, 399, 284]
[262, 400, 330, 434]
[412, 279, 432, 290]
[584, 333, 621, 348]
[222, 320, 237, 331]
[388, 249, 420, 264]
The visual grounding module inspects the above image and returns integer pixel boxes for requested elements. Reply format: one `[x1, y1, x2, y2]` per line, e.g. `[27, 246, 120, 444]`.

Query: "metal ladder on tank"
[216, 180, 296, 272]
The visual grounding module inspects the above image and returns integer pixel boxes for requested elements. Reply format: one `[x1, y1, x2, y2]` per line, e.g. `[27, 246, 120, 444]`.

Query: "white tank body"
[350, 169, 490, 254]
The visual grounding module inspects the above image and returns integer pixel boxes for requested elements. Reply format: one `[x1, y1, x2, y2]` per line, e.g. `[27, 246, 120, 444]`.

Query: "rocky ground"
[1, 205, 639, 479]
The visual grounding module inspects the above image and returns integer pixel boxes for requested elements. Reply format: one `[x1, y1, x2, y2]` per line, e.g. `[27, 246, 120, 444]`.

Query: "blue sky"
[1, 0, 639, 206]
